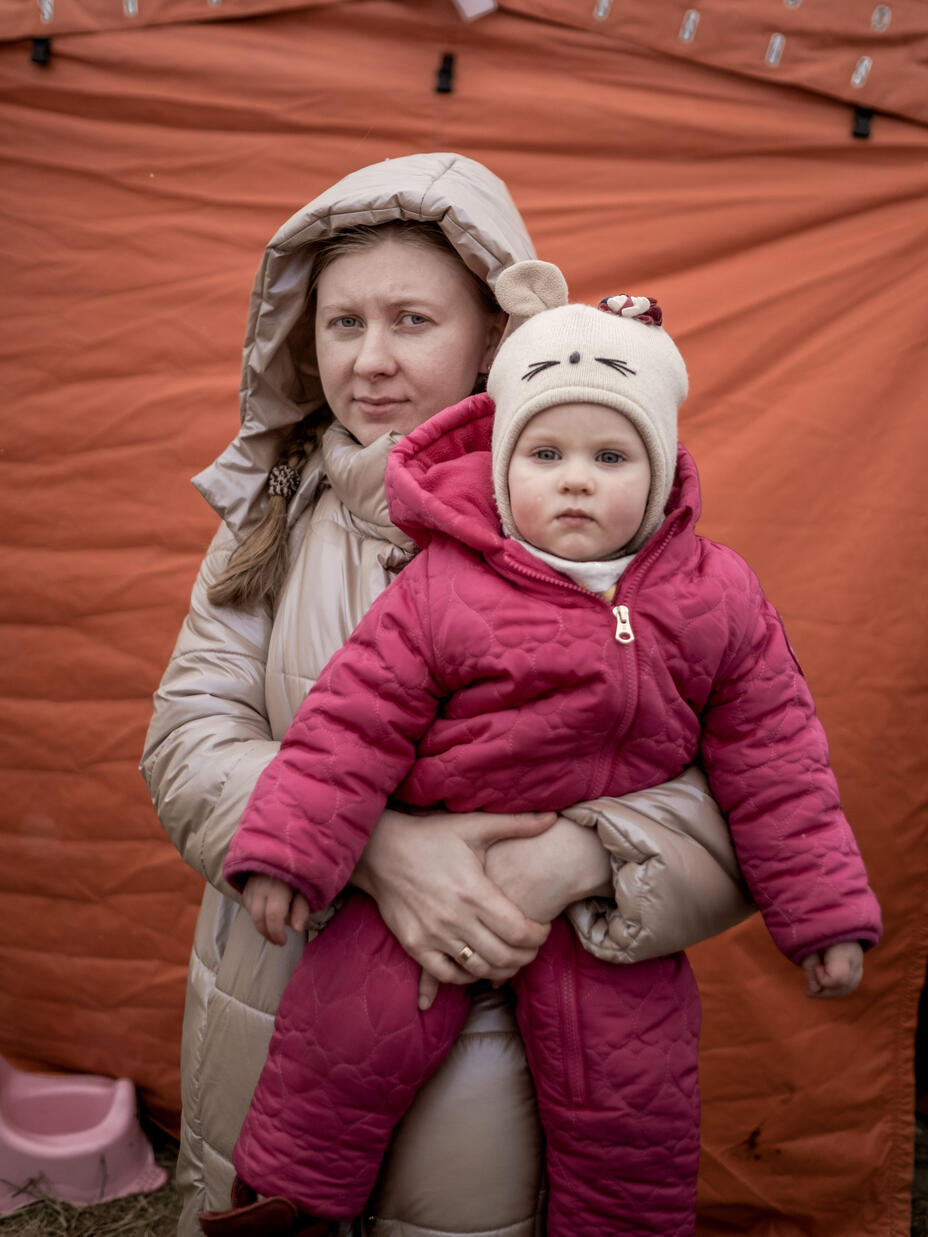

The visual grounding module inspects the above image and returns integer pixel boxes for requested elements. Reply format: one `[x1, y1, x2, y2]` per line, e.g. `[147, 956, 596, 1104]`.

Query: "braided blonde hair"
[208, 221, 498, 611]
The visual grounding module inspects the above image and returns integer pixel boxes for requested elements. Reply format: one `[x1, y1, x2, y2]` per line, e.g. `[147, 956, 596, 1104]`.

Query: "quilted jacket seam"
[182, 950, 214, 1143]
[203, 746, 273, 887]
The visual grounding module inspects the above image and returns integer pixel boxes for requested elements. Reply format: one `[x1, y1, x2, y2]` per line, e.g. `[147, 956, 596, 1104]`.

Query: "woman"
[143, 152, 741, 1237]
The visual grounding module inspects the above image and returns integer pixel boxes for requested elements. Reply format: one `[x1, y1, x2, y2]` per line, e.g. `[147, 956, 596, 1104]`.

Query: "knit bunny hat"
[488, 259, 688, 554]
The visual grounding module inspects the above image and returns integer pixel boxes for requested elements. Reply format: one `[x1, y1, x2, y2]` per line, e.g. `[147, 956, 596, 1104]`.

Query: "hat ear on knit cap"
[489, 259, 687, 556]
[494, 259, 569, 318]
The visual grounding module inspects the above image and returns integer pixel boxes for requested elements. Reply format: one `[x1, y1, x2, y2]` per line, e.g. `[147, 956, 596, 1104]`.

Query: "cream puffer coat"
[141, 153, 746, 1237]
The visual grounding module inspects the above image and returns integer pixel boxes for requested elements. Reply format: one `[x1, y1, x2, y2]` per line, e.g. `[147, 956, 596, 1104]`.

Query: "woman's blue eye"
[402, 313, 429, 326]
[333, 316, 361, 329]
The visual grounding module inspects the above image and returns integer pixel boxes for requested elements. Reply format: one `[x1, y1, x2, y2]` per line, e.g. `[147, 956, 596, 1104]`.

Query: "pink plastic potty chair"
[0, 1056, 168, 1215]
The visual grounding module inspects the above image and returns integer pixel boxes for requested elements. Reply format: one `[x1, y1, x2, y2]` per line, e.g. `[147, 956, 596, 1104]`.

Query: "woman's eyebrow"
[318, 294, 443, 314]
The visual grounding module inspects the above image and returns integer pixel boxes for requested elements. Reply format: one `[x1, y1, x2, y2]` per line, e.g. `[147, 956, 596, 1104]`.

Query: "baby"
[202, 261, 881, 1237]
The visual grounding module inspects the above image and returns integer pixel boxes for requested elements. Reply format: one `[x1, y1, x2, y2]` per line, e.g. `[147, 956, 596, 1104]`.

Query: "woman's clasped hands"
[239, 809, 556, 975]
[353, 808, 557, 1010]
[354, 807, 615, 1010]
[241, 807, 616, 1010]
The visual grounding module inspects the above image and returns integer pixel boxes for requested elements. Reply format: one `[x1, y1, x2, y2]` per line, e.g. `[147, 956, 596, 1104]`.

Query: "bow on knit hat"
[488, 260, 688, 555]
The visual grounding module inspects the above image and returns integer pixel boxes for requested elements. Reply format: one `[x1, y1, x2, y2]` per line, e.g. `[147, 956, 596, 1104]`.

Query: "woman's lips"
[354, 397, 408, 417]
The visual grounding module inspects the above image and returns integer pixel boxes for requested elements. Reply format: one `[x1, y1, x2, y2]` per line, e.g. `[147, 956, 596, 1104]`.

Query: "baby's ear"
[495, 259, 569, 318]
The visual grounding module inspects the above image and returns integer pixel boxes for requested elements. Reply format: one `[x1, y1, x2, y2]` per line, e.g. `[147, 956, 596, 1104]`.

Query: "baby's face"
[508, 403, 651, 561]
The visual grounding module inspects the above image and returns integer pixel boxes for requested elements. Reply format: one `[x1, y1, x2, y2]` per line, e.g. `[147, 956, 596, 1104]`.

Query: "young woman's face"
[315, 236, 502, 446]
[508, 403, 652, 560]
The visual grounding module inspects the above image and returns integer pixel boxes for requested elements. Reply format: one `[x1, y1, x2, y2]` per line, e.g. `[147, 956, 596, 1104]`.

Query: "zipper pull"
[612, 604, 634, 643]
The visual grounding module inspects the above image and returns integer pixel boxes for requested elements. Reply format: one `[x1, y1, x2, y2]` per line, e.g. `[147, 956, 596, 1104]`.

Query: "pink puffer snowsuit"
[224, 392, 881, 1236]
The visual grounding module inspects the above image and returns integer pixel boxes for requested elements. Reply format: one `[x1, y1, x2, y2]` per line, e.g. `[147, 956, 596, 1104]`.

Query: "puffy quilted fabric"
[225, 392, 881, 965]
[223, 391, 881, 1232]
[235, 894, 702, 1235]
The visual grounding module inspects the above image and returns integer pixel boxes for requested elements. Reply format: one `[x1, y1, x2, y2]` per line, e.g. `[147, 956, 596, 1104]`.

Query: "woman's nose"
[353, 326, 397, 379]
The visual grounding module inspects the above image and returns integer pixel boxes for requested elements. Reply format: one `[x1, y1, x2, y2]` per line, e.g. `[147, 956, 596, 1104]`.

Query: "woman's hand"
[352, 808, 557, 1007]
[484, 815, 614, 924]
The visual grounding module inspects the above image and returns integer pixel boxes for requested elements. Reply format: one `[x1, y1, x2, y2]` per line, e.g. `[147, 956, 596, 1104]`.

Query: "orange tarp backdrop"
[1, 2, 926, 1233]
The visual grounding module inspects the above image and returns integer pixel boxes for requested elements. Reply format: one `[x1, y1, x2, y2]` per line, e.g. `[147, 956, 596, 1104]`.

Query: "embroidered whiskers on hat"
[488, 260, 688, 554]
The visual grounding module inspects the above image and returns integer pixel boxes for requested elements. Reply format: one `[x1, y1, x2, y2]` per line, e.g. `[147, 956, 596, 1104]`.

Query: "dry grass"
[0, 1119, 180, 1237]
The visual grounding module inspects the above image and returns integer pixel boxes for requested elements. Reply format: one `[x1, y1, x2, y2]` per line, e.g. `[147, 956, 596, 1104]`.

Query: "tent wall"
[1, 1, 926, 1232]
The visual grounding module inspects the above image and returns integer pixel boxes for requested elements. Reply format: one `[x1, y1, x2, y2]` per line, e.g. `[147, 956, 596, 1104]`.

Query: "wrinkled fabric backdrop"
[1, 1, 926, 1233]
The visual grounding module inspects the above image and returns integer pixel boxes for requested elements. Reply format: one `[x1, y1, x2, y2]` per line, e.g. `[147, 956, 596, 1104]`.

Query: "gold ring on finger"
[453, 943, 475, 967]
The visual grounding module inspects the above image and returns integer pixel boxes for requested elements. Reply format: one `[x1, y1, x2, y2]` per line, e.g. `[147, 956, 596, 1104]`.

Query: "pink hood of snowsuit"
[225, 393, 881, 966]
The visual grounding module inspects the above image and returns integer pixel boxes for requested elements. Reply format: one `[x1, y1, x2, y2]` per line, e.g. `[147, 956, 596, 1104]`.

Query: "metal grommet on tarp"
[765, 32, 786, 67]
[31, 37, 51, 65]
[871, 5, 891, 32]
[678, 9, 699, 43]
[851, 55, 872, 88]
[449, 0, 496, 19]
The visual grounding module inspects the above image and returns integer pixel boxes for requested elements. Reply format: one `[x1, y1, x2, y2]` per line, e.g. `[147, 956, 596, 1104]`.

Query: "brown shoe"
[199, 1176, 336, 1237]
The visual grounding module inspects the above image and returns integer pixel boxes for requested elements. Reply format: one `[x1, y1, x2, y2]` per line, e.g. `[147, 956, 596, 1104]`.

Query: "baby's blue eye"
[598, 450, 624, 464]
[532, 448, 560, 461]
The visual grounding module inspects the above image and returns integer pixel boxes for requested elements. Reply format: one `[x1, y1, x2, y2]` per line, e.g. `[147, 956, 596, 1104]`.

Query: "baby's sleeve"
[699, 562, 881, 964]
[223, 554, 443, 911]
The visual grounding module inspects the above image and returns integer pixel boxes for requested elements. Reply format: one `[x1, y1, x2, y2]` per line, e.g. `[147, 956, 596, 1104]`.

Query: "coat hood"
[386, 393, 702, 566]
[193, 152, 535, 532]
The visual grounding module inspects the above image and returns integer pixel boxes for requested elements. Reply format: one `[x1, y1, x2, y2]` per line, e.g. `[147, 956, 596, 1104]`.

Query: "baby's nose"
[559, 460, 594, 491]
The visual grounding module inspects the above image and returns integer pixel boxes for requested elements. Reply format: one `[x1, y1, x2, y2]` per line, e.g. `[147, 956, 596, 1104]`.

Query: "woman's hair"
[208, 220, 498, 611]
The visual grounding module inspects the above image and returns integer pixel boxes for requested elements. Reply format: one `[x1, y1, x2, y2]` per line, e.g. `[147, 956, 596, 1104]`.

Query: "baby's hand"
[242, 874, 312, 946]
[800, 942, 864, 999]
